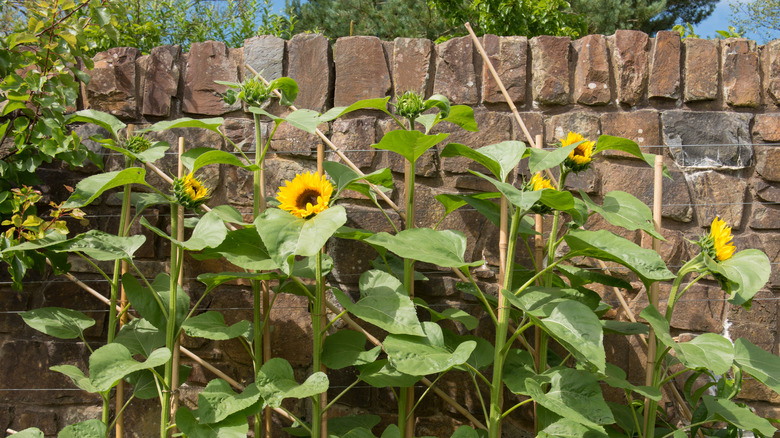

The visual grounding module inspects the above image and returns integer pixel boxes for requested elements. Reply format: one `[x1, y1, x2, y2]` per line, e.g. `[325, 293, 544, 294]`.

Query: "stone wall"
[2, 31, 780, 436]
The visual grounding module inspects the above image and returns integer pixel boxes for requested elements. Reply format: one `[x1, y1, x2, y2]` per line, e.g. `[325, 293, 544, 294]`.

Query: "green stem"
[400, 155, 416, 438]
[465, 270, 497, 325]
[161, 202, 182, 438]
[665, 256, 705, 321]
[252, 112, 266, 438]
[487, 206, 522, 438]
[325, 379, 360, 412]
[312, 251, 325, 438]
[469, 372, 489, 423]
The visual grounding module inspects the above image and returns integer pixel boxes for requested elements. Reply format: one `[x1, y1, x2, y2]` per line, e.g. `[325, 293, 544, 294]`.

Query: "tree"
[568, 0, 665, 34]
[640, 0, 719, 33]
[730, 0, 780, 43]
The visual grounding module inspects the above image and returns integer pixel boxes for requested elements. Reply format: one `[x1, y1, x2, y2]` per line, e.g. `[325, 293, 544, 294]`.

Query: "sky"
[269, 0, 776, 43]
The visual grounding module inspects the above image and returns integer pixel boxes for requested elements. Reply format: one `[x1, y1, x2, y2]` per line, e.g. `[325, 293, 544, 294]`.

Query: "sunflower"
[173, 172, 209, 209]
[530, 174, 553, 191]
[561, 132, 595, 172]
[697, 217, 736, 262]
[523, 174, 554, 215]
[277, 172, 333, 219]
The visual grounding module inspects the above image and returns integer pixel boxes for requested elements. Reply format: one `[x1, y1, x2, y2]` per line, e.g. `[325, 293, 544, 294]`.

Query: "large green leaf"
[503, 349, 539, 395]
[322, 330, 382, 370]
[639, 305, 675, 348]
[88, 343, 171, 392]
[734, 338, 780, 395]
[114, 318, 166, 357]
[140, 117, 224, 133]
[63, 168, 151, 208]
[434, 192, 502, 227]
[441, 105, 478, 132]
[12, 428, 44, 438]
[66, 109, 125, 140]
[702, 395, 776, 436]
[255, 358, 328, 408]
[20, 307, 95, 339]
[58, 230, 146, 261]
[414, 298, 478, 331]
[440, 141, 525, 182]
[328, 414, 381, 438]
[370, 129, 449, 162]
[323, 161, 393, 198]
[676, 333, 734, 375]
[196, 272, 282, 293]
[384, 321, 476, 375]
[592, 135, 644, 160]
[50, 364, 100, 393]
[539, 300, 606, 372]
[176, 407, 249, 438]
[556, 264, 632, 291]
[195, 379, 263, 424]
[719, 249, 771, 306]
[442, 328, 494, 371]
[319, 97, 391, 121]
[100, 141, 169, 164]
[527, 368, 614, 428]
[280, 108, 321, 134]
[580, 191, 664, 240]
[537, 418, 608, 438]
[528, 141, 581, 174]
[470, 170, 574, 212]
[600, 364, 661, 401]
[451, 425, 485, 438]
[564, 229, 675, 287]
[365, 228, 483, 269]
[181, 147, 257, 173]
[125, 364, 191, 400]
[182, 312, 251, 341]
[192, 228, 278, 271]
[122, 273, 189, 333]
[332, 270, 424, 336]
[357, 360, 421, 388]
[58, 419, 107, 438]
[255, 206, 347, 274]
[503, 287, 600, 319]
[141, 209, 227, 251]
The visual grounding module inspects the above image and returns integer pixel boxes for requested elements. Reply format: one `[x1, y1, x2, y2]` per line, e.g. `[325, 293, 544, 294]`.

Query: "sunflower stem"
[312, 251, 325, 438]
[252, 112, 268, 438]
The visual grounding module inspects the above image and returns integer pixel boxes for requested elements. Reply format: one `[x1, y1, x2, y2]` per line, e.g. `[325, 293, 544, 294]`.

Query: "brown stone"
[0, 287, 29, 334]
[753, 114, 780, 142]
[751, 203, 780, 230]
[393, 38, 434, 95]
[244, 35, 285, 81]
[687, 171, 748, 229]
[334, 36, 392, 106]
[546, 111, 600, 144]
[331, 116, 377, 170]
[754, 179, 780, 203]
[269, 121, 324, 157]
[573, 34, 611, 106]
[141, 45, 181, 117]
[87, 47, 141, 119]
[756, 146, 780, 182]
[182, 41, 241, 115]
[436, 110, 512, 173]
[722, 39, 761, 107]
[610, 30, 648, 106]
[433, 36, 478, 105]
[653, 283, 728, 332]
[683, 38, 718, 102]
[510, 112, 544, 147]
[287, 33, 332, 112]
[482, 34, 527, 105]
[600, 109, 661, 155]
[648, 31, 681, 99]
[728, 287, 777, 345]
[763, 40, 780, 105]
[530, 36, 571, 105]
[600, 161, 694, 223]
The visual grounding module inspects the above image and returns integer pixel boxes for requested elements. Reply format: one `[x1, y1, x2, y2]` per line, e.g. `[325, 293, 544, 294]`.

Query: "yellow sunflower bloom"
[173, 172, 209, 209]
[710, 217, 736, 262]
[277, 172, 333, 219]
[530, 174, 553, 191]
[561, 132, 595, 172]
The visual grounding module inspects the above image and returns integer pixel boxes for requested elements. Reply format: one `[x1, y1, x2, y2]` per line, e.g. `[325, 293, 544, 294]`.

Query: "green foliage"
[730, 0, 779, 43]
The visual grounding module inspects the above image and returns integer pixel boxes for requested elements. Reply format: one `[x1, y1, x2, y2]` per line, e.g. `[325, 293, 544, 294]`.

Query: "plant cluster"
[3, 71, 779, 438]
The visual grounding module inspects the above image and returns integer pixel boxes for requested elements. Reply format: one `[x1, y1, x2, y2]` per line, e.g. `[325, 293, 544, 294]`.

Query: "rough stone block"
[87, 47, 141, 119]
[482, 34, 527, 105]
[610, 30, 648, 106]
[687, 170, 748, 229]
[600, 109, 661, 155]
[433, 36, 478, 105]
[654, 283, 728, 332]
[648, 31, 681, 99]
[662, 111, 752, 168]
[436, 110, 512, 173]
[683, 38, 718, 102]
[141, 45, 181, 117]
[756, 146, 780, 182]
[269, 293, 313, 367]
[334, 36, 392, 106]
[331, 116, 377, 170]
[244, 35, 285, 81]
[546, 111, 600, 144]
[751, 203, 780, 230]
[728, 287, 777, 345]
[754, 179, 780, 203]
[510, 112, 544, 147]
[530, 36, 571, 105]
[573, 34, 610, 105]
[393, 37, 434, 95]
[762, 40, 780, 105]
[287, 33, 332, 112]
[722, 39, 761, 107]
[600, 161, 693, 223]
[269, 120, 323, 157]
[753, 114, 780, 142]
[182, 41, 241, 115]
[0, 287, 29, 334]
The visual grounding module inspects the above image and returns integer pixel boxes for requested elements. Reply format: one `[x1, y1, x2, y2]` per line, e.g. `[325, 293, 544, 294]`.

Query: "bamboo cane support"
[317, 128, 329, 438]
[169, 137, 186, 428]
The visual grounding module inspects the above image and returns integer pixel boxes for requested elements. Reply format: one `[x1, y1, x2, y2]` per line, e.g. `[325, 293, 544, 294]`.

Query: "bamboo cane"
[317, 126, 329, 438]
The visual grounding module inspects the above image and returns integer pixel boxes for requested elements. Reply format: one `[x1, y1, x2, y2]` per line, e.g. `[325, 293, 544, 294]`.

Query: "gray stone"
[662, 111, 753, 168]
[481, 35, 527, 105]
[393, 37, 434, 95]
[182, 41, 241, 115]
[686, 170, 748, 229]
[751, 203, 780, 230]
[244, 35, 285, 81]
[142, 45, 181, 117]
[433, 36, 478, 105]
[334, 36, 392, 106]
[600, 109, 661, 156]
[546, 112, 600, 144]
[287, 33, 332, 112]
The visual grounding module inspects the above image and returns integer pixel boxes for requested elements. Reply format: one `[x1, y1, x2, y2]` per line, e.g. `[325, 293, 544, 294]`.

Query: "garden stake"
[170, 137, 186, 426]
[317, 128, 328, 438]
[533, 134, 544, 433]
